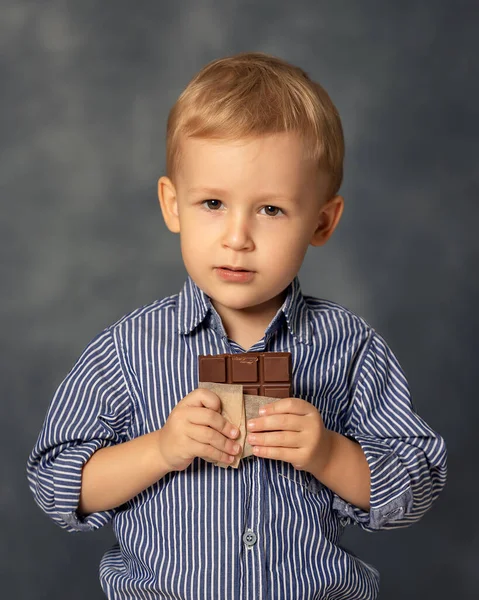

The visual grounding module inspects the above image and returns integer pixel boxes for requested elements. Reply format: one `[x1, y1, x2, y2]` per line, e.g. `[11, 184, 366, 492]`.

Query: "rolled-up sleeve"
[333, 331, 447, 531]
[26, 328, 134, 532]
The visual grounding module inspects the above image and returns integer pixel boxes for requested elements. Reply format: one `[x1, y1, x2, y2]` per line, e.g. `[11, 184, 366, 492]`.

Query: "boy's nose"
[221, 214, 254, 251]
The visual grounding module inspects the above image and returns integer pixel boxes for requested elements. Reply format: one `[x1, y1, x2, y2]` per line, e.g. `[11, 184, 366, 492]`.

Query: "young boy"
[27, 52, 447, 599]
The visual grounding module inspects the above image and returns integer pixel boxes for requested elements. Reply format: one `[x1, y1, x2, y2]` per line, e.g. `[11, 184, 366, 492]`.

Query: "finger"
[247, 431, 300, 448]
[258, 397, 312, 416]
[247, 414, 304, 433]
[190, 425, 242, 456]
[186, 407, 240, 439]
[251, 444, 298, 463]
[191, 440, 240, 465]
[182, 389, 222, 412]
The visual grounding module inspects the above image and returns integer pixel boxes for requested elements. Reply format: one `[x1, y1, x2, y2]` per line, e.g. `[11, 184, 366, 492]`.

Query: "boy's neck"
[224, 318, 269, 351]
[212, 290, 288, 351]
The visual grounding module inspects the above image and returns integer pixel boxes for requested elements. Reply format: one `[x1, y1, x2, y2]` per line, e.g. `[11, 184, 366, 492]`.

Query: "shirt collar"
[176, 275, 313, 345]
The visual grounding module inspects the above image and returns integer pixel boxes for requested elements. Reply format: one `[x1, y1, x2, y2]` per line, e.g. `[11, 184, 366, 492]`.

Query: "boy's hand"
[246, 398, 332, 473]
[158, 388, 242, 473]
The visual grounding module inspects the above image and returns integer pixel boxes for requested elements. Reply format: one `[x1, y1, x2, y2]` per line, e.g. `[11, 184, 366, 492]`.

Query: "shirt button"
[242, 530, 257, 547]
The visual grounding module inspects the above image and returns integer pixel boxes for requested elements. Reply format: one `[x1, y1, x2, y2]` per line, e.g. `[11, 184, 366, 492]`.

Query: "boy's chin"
[211, 290, 281, 313]
[208, 288, 259, 308]
[211, 295, 257, 312]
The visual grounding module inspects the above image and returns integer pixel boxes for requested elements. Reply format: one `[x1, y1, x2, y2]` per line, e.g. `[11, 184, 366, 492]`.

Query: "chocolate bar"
[198, 351, 292, 398]
[198, 352, 292, 468]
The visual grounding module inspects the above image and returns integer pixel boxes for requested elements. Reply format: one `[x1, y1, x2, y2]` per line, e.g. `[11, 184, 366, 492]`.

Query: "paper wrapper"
[198, 381, 278, 468]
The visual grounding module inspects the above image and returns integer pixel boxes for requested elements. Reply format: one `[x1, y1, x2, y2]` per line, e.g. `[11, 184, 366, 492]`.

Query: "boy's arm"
[330, 331, 447, 531]
[307, 430, 371, 512]
[27, 329, 135, 532]
[78, 430, 167, 515]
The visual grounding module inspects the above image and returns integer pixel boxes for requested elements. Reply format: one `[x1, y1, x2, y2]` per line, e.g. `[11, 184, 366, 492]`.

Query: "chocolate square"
[231, 355, 259, 382]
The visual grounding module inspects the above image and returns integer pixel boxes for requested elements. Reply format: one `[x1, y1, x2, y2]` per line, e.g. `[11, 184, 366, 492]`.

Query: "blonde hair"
[166, 52, 344, 198]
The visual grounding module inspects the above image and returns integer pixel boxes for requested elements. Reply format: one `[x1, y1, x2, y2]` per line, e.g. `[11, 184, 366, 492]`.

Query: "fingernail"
[247, 421, 255, 430]
[231, 428, 238, 437]
[233, 443, 241, 453]
[259, 408, 266, 415]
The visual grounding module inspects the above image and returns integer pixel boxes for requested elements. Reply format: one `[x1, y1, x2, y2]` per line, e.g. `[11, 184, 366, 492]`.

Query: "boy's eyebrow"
[187, 186, 293, 202]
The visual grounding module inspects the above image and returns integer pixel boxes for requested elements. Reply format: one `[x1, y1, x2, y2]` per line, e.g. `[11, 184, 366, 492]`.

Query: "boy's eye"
[261, 205, 283, 217]
[203, 199, 222, 210]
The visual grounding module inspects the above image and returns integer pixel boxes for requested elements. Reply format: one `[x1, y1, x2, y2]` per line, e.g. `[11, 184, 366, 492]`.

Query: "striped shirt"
[27, 275, 447, 599]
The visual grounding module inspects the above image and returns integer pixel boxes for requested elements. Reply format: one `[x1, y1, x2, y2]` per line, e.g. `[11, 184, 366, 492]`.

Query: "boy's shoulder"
[303, 293, 373, 335]
[107, 292, 179, 332]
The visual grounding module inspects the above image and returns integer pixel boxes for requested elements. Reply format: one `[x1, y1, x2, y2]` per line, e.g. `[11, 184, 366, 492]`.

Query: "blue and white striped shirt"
[27, 276, 447, 599]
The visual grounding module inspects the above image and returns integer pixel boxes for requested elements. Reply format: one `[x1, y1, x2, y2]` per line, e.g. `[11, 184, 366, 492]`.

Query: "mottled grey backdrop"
[1, 0, 477, 598]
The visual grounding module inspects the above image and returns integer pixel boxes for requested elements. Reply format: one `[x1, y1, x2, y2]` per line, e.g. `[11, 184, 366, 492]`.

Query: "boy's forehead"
[176, 133, 320, 193]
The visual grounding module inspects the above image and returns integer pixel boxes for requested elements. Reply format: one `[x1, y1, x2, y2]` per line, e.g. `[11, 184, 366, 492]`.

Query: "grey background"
[1, 0, 477, 598]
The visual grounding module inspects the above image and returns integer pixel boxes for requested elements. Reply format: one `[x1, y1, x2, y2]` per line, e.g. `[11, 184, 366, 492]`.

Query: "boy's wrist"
[306, 429, 371, 511]
[154, 429, 174, 478]
[306, 427, 335, 480]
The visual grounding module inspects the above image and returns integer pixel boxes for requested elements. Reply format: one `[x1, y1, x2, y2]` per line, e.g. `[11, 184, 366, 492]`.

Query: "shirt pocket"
[273, 462, 324, 495]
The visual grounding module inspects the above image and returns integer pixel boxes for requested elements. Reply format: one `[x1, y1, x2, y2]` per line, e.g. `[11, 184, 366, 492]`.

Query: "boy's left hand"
[247, 398, 331, 473]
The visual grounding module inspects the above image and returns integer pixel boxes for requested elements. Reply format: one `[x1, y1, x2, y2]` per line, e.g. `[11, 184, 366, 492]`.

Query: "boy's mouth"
[218, 265, 251, 272]
[215, 266, 255, 282]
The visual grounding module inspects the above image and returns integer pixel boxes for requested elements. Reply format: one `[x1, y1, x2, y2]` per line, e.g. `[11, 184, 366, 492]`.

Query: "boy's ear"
[310, 195, 344, 247]
[158, 176, 180, 233]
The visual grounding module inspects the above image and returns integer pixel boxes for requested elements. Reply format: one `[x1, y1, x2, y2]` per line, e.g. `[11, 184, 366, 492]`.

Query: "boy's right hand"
[158, 388, 242, 472]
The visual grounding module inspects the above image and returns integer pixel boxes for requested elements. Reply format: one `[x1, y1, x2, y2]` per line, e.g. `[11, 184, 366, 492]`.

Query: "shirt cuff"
[332, 435, 414, 530]
[53, 439, 117, 532]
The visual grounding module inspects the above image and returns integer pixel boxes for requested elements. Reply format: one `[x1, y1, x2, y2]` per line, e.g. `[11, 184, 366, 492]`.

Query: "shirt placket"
[241, 456, 267, 600]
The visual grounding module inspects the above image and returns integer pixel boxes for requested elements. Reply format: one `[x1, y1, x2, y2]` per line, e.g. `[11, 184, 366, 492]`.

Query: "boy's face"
[159, 132, 343, 325]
